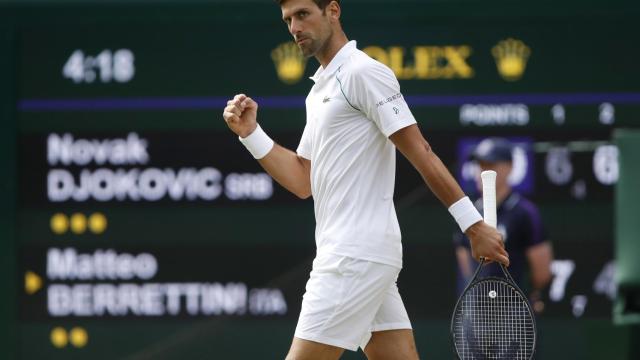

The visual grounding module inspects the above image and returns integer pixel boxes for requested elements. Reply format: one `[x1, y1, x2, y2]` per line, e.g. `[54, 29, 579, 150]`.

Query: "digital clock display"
[62, 49, 135, 84]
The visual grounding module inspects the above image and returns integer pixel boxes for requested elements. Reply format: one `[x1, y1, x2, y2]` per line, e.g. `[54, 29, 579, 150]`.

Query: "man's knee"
[286, 337, 344, 360]
[364, 329, 419, 360]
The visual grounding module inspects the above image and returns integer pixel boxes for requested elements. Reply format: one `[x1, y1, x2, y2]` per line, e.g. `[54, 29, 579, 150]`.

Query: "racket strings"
[453, 279, 535, 359]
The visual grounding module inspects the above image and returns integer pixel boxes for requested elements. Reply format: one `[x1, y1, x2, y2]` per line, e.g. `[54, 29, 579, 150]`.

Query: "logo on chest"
[322, 96, 331, 103]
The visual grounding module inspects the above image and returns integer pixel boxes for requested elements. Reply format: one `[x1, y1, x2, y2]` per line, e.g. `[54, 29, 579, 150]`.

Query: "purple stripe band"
[406, 92, 640, 106]
[17, 92, 640, 112]
[17, 96, 305, 111]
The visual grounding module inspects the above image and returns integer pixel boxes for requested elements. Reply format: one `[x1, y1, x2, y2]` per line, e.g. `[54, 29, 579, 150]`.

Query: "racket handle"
[481, 170, 497, 229]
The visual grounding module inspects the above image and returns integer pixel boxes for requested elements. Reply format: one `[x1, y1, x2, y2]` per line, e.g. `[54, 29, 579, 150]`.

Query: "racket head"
[451, 276, 537, 360]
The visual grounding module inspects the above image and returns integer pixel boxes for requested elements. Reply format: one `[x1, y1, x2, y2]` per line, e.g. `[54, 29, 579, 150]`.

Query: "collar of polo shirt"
[310, 40, 358, 83]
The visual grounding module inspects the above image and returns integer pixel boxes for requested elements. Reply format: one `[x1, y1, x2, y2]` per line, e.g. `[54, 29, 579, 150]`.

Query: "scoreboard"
[1, 1, 639, 359]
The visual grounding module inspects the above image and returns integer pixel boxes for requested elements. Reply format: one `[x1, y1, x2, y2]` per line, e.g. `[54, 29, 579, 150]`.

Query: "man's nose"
[290, 19, 302, 36]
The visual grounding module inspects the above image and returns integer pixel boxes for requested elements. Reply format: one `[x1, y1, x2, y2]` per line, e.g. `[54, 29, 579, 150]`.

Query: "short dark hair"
[276, 0, 340, 10]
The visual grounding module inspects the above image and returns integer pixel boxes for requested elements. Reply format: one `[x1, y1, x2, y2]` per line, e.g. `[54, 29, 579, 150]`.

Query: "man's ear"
[327, 1, 341, 21]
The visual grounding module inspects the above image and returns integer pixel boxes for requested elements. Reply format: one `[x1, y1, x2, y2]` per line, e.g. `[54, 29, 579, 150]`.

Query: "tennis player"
[223, 1, 509, 359]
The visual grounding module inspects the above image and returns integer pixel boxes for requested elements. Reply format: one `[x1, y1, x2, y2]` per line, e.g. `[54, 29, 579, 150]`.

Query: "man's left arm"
[347, 62, 506, 264]
[389, 124, 509, 265]
[390, 124, 463, 206]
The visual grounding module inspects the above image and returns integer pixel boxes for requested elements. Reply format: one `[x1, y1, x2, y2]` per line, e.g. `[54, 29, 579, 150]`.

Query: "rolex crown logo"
[272, 42, 308, 85]
[492, 38, 531, 81]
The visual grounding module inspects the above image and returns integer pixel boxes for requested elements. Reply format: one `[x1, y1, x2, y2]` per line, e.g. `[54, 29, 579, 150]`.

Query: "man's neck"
[315, 31, 349, 68]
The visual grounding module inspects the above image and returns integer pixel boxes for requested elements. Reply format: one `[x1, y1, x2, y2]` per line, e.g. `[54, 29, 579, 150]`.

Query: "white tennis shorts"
[294, 253, 412, 351]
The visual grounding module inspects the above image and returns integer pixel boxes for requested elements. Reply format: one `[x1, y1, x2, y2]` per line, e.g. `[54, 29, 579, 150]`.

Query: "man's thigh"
[295, 255, 400, 351]
[363, 329, 419, 360]
[285, 337, 344, 360]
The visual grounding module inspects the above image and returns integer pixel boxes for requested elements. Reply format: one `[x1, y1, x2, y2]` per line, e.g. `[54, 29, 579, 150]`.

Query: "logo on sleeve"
[393, 107, 400, 114]
[375, 93, 403, 108]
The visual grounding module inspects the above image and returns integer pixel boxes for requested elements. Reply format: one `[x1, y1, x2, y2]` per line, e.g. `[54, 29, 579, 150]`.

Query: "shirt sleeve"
[339, 61, 417, 137]
[296, 123, 312, 160]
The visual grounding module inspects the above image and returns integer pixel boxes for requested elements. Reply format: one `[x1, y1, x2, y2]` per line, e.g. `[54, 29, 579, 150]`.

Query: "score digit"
[598, 103, 615, 125]
[545, 147, 573, 185]
[62, 50, 85, 83]
[593, 145, 619, 185]
[113, 49, 135, 83]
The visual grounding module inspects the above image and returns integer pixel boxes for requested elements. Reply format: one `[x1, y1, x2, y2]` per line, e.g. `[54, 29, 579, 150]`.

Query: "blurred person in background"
[453, 137, 554, 313]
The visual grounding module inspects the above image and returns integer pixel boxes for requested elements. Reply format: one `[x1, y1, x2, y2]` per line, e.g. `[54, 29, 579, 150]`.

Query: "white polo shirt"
[296, 41, 417, 268]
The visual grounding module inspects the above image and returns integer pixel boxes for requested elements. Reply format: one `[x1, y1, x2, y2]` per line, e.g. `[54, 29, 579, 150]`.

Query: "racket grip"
[481, 170, 497, 229]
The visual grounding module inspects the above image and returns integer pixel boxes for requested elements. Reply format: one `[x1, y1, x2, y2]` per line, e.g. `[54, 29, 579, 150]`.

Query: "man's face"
[281, 0, 334, 58]
[478, 160, 513, 193]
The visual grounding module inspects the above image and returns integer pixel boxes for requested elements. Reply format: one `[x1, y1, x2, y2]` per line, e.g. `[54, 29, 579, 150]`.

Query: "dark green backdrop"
[1, 0, 639, 359]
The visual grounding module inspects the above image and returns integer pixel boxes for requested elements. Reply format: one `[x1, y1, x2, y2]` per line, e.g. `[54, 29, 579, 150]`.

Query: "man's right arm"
[223, 93, 311, 199]
[258, 145, 311, 199]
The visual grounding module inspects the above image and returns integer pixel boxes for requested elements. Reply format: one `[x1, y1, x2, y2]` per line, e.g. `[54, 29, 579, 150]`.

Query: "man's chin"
[298, 44, 316, 58]
[300, 49, 315, 58]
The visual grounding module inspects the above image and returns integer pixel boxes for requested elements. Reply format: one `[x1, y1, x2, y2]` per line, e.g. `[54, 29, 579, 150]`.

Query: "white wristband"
[238, 124, 274, 159]
[448, 196, 483, 233]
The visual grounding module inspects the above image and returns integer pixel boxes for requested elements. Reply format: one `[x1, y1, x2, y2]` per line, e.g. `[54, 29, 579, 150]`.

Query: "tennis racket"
[451, 170, 537, 359]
